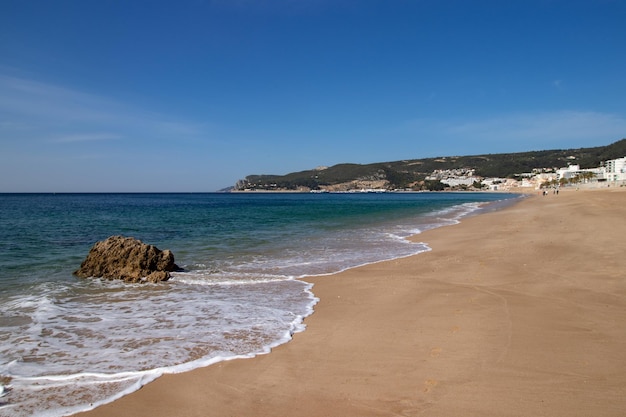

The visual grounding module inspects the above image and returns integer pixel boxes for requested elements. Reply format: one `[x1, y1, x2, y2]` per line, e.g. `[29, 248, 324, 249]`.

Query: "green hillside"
[233, 138, 626, 191]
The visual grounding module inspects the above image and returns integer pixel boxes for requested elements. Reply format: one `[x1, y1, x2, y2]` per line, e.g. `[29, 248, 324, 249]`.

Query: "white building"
[556, 164, 604, 183]
[439, 176, 480, 187]
[604, 157, 626, 182]
[556, 165, 581, 181]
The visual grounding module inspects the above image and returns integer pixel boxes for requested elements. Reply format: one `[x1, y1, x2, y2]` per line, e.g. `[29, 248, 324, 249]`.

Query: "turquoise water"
[0, 192, 517, 416]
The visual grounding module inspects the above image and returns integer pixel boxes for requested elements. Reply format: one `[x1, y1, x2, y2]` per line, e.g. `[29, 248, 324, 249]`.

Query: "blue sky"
[1, 0, 625, 192]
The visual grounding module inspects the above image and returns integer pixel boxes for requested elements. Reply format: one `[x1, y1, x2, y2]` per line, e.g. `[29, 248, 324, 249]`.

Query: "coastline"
[76, 188, 626, 417]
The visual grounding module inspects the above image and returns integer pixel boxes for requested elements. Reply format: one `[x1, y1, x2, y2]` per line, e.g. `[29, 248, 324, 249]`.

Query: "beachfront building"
[604, 157, 626, 183]
[482, 178, 506, 191]
[481, 178, 521, 191]
[556, 164, 581, 181]
[520, 178, 535, 188]
[556, 164, 604, 185]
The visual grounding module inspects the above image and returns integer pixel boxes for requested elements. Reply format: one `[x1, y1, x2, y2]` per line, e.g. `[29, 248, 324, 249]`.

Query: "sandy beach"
[77, 188, 626, 417]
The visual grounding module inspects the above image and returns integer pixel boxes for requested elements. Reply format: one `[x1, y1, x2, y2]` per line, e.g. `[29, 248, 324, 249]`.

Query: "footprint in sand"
[429, 347, 442, 358]
[423, 379, 438, 393]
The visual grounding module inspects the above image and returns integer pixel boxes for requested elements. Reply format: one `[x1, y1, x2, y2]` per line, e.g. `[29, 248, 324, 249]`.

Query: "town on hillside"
[426, 156, 626, 191]
[234, 155, 626, 193]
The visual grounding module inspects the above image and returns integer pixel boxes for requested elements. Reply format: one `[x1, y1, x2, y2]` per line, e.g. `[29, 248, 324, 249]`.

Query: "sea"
[0, 191, 519, 416]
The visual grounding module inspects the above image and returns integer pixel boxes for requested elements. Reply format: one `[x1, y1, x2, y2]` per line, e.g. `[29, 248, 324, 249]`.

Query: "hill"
[232, 138, 626, 191]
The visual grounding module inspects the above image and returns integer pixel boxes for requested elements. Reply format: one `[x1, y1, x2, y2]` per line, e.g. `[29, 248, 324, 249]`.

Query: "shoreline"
[77, 188, 626, 417]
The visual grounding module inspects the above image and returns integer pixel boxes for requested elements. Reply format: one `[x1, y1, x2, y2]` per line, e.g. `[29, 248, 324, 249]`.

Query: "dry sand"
[77, 188, 626, 417]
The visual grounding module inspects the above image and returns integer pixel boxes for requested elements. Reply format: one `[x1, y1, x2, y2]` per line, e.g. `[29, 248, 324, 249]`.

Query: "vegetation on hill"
[233, 138, 626, 191]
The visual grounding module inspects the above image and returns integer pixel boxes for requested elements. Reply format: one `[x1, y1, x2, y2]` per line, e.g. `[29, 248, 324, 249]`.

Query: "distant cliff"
[233, 138, 626, 192]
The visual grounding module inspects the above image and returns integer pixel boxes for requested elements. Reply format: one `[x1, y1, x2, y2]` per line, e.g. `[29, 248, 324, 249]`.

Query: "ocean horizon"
[0, 192, 518, 417]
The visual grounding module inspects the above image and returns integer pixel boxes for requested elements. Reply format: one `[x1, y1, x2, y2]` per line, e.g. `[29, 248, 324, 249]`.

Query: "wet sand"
[77, 188, 626, 417]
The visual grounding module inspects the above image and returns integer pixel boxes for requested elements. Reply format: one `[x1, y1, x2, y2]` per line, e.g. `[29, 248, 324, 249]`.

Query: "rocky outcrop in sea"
[74, 235, 179, 283]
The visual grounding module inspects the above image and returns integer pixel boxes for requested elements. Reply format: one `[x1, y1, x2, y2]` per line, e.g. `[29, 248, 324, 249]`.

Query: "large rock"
[74, 236, 179, 283]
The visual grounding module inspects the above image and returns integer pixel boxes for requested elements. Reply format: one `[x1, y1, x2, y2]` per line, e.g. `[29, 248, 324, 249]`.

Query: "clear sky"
[1, 0, 625, 192]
